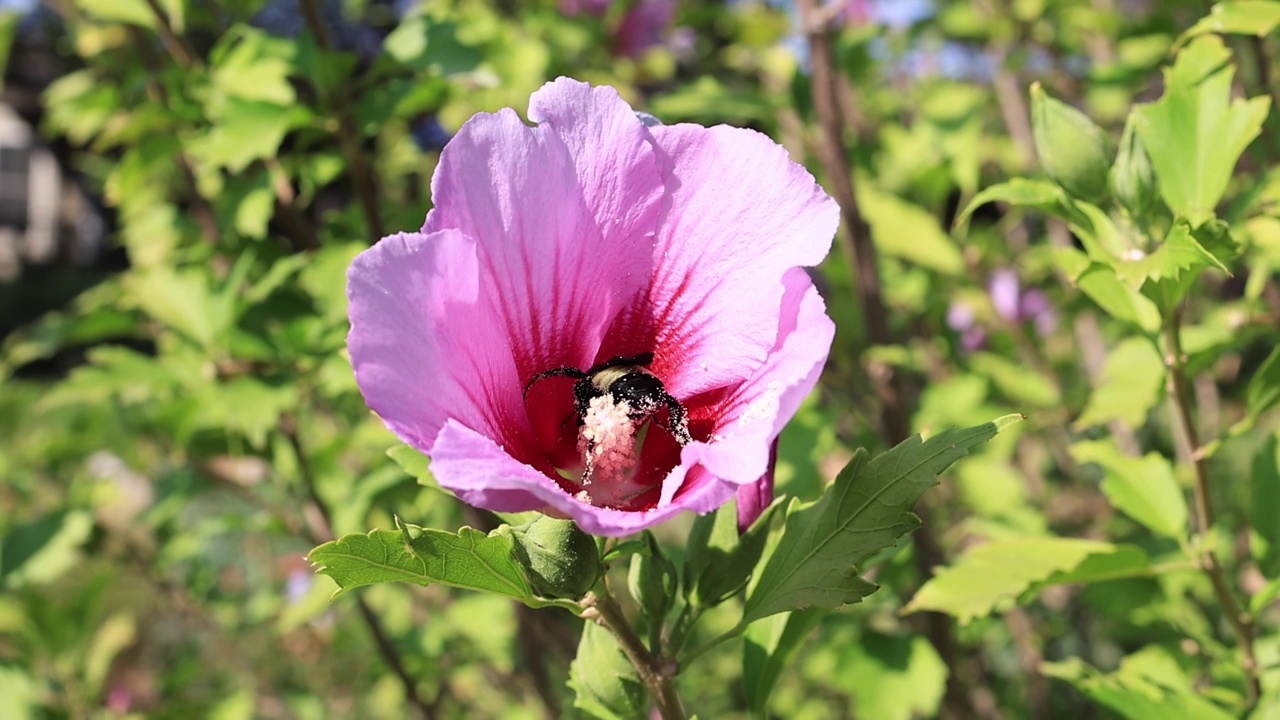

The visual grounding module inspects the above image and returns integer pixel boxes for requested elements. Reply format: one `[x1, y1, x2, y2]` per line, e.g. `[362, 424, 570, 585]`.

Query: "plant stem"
[282, 416, 441, 720]
[298, 0, 387, 241]
[583, 592, 685, 720]
[1163, 306, 1260, 705]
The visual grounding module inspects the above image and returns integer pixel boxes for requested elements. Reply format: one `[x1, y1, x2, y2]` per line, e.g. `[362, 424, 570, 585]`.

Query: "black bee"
[523, 352, 693, 447]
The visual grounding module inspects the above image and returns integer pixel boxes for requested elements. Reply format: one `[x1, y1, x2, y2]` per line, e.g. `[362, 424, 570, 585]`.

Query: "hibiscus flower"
[347, 78, 837, 536]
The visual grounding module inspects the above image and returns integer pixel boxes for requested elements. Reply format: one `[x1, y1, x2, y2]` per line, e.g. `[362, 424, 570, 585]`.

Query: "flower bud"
[1031, 82, 1112, 204]
[510, 517, 602, 599]
[1110, 114, 1158, 218]
[628, 532, 677, 621]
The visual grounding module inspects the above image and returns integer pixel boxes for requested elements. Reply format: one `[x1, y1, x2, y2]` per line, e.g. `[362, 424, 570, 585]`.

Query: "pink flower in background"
[347, 78, 836, 536]
[614, 0, 675, 58]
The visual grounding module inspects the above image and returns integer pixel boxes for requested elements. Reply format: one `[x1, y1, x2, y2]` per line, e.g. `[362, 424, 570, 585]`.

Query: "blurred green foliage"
[2, 0, 1280, 718]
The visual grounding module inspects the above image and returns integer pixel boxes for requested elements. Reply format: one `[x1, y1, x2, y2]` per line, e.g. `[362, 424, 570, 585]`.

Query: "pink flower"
[347, 79, 837, 536]
[613, 0, 675, 58]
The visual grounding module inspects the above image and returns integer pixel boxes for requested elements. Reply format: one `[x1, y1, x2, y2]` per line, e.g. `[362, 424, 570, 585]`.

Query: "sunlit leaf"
[308, 520, 575, 609]
[905, 537, 1121, 623]
[1134, 36, 1271, 223]
[1042, 647, 1236, 720]
[1180, 2, 1280, 44]
[1071, 441, 1188, 539]
[742, 416, 1021, 623]
[1075, 337, 1166, 429]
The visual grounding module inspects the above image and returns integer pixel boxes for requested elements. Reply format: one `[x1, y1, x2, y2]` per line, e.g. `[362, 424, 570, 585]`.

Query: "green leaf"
[308, 521, 572, 608]
[1042, 647, 1237, 720]
[741, 416, 1020, 624]
[1074, 337, 1166, 429]
[1246, 347, 1280, 423]
[1031, 82, 1112, 203]
[84, 613, 136, 694]
[0, 511, 94, 588]
[1071, 441, 1189, 539]
[1113, 221, 1232, 292]
[210, 28, 297, 106]
[1252, 433, 1280, 579]
[568, 621, 647, 720]
[684, 497, 781, 608]
[0, 12, 18, 90]
[904, 536, 1119, 623]
[956, 178, 1087, 228]
[387, 443, 433, 484]
[859, 184, 965, 275]
[743, 608, 826, 716]
[191, 100, 311, 174]
[1181, 2, 1280, 43]
[74, 0, 157, 27]
[834, 632, 948, 720]
[1066, 258, 1162, 333]
[1133, 35, 1271, 223]
[969, 352, 1061, 407]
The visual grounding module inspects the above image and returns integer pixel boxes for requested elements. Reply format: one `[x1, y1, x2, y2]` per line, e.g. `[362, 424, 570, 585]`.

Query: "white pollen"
[577, 395, 640, 488]
[1121, 248, 1146, 261]
[738, 381, 781, 428]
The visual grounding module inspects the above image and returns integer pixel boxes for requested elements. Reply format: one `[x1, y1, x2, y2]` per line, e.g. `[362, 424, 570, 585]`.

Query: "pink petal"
[660, 269, 834, 508]
[423, 79, 666, 380]
[431, 420, 693, 536]
[347, 231, 539, 463]
[603, 124, 839, 399]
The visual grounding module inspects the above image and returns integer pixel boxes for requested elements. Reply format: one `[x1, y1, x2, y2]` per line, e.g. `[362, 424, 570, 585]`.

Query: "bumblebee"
[523, 352, 693, 447]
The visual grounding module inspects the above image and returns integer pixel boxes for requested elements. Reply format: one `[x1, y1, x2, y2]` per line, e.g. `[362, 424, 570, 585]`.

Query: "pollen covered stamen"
[576, 395, 639, 489]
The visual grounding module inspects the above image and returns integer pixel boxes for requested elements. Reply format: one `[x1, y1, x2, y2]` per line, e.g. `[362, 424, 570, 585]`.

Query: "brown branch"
[582, 592, 684, 720]
[141, 0, 197, 69]
[1163, 308, 1260, 705]
[297, 0, 387, 241]
[795, 5, 993, 720]
[282, 416, 440, 720]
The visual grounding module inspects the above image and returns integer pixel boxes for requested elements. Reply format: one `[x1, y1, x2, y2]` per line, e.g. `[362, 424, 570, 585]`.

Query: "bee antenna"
[522, 366, 588, 399]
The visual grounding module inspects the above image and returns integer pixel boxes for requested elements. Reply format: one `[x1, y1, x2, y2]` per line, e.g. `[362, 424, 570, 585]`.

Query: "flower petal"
[424, 79, 666, 379]
[659, 269, 834, 507]
[431, 419, 694, 536]
[603, 124, 839, 398]
[347, 230, 540, 463]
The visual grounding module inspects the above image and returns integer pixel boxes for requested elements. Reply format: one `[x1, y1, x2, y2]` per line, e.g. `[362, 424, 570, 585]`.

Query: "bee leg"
[581, 438, 596, 485]
[664, 395, 693, 446]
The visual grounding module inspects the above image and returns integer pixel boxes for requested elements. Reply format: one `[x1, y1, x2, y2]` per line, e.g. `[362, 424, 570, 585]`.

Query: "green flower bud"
[1110, 114, 1158, 218]
[510, 517, 602, 599]
[628, 532, 677, 622]
[1031, 82, 1112, 204]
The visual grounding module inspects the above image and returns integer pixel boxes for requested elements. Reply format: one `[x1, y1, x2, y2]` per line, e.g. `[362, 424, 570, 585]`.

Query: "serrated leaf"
[904, 537, 1117, 623]
[1181, 2, 1280, 44]
[1253, 433, 1280, 579]
[741, 417, 1019, 624]
[743, 608, 826, 716]
[1071, 441, 1188, 539]
[308, 522, 570, 608]
[1075, 337, 1166, 429]
[1134, 35, 1271, 223]
[1113, 222, 1231, 291]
